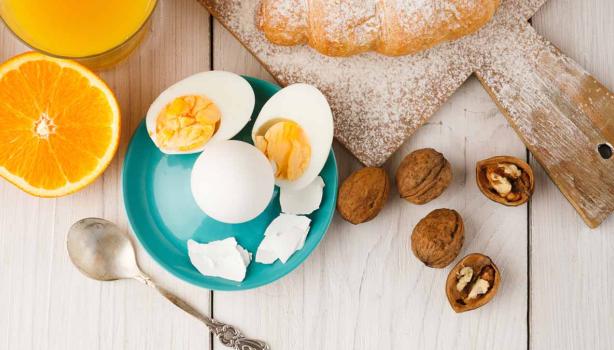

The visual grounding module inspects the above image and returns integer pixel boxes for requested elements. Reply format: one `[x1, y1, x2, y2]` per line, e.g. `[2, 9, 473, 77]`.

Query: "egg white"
[146, 71, 255, 154]
[252, 84, 333, 190]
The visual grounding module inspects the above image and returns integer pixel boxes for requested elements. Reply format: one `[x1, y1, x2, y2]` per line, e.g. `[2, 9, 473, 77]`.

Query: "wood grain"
[1, 0, 613, 349]
[0, 1, 213, 349]
[531, 0, 614, 348]
[199, 0, 614, 228]
[475, 11, 614, 228]
[211, 18, 528, 348]
[200, 0, 477, 168]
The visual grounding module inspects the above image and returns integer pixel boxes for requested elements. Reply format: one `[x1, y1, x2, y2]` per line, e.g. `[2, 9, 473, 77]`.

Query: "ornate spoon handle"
[136, 275, 269, 350]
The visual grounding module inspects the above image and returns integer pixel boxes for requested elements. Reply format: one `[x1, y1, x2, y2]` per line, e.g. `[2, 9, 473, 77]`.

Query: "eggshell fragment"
[187, 238, 251, 282]
[256, 214, 311, 264]
[280, 176, 325, 215]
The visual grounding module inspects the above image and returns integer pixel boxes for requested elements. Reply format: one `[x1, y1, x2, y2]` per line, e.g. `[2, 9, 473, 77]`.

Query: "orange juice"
[0, 0, 156, 66]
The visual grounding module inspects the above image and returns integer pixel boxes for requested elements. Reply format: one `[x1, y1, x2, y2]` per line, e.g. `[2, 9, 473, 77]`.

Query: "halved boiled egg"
[252, 84, 333, 190]
[146, 71, 255, 154]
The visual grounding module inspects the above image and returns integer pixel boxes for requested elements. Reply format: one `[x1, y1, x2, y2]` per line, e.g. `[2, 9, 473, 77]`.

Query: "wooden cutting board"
[198, 0, 614, 228]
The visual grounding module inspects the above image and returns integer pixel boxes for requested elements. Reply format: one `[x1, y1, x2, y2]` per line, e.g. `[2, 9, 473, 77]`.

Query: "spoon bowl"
[67, 218, 141, 281]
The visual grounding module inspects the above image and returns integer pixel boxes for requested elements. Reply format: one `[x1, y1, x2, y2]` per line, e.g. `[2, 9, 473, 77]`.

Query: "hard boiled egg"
[146, 71, 255, 154]
[191, 140, 274, 224]
[252, 84, 333, 190]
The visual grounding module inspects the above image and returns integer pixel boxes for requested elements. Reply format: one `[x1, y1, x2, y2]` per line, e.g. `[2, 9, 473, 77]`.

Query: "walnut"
[445, 253, 501, 313]
[476, 156, 534, 206]
[411, 209, 464, 268]
[396, 148, 452, 204]
[337, 167, 390, 224]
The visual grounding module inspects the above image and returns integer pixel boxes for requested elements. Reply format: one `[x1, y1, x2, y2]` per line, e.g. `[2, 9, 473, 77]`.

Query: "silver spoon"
[67, 217, 268, 350]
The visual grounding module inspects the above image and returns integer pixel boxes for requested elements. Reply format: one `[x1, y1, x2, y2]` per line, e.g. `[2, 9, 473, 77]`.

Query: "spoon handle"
[137, 275, 269, 350]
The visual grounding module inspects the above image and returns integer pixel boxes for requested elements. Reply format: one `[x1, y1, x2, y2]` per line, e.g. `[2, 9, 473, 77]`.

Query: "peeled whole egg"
[191, 140, 274, 224]
[146, 71, 255, 154]
[252, 83, 333, 190]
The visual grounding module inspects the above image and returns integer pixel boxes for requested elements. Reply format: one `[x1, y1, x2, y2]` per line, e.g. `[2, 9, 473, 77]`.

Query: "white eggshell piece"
[191, 140, 274, 224]
[256, 214, 311, 264]
[187, 237, 252, 282]
[280, 176, 325, 215]
[146, 71, 255, 154]
[252, 83, 333, 190]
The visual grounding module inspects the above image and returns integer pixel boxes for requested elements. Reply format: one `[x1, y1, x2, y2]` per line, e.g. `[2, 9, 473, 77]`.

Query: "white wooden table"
[1, 1, 612, 349]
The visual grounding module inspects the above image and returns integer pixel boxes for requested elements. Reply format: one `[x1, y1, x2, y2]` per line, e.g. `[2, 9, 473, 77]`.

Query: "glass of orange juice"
[0, 0, 157, 70]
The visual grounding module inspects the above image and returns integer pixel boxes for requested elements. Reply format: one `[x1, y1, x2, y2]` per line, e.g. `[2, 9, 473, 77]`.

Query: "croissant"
[257, 0, 500, 57]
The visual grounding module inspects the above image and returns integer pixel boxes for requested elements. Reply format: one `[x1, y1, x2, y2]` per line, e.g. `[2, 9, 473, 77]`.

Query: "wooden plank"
[211, 19, 528, 349]
[0, 1, 213, 349]
[475, 11, 614, 228]
[531, 1, 614, 349]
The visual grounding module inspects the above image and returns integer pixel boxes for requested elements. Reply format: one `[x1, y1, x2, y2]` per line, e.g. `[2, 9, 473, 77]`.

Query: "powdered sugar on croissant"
[258, 0, 500, 56]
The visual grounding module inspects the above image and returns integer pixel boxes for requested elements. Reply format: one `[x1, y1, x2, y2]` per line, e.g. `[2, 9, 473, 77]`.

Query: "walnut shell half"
[445, 253, 501, 313]
[396, 148, 452, 204]
[476, 156, 534, 206]
[337, 167, 390, 224]
[411, 209, 464, 268]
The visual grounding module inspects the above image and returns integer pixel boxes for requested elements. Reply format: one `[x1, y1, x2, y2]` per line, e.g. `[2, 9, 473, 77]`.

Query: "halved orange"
[0, 52, 120, 197]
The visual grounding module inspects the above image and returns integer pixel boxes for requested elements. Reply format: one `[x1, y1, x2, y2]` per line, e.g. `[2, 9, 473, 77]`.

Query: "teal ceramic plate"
[123, 76, 338, 291]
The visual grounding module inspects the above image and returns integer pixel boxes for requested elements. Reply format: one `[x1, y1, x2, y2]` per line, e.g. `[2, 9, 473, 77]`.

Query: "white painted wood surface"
[212, 29, 528, 348]
[0, 0, 612, 349]
[0, 1, 213, 349]
[531, 1, 614, 349]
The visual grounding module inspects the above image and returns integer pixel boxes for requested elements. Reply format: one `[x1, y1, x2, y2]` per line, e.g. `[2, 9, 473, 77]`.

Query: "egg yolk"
[155, 95, 221, 151]
[255, 121, 311, 181]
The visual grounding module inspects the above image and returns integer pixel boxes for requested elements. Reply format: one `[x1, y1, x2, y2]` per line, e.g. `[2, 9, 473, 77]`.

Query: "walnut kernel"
[476, 156, 534, 206]
[456, 266, 473, 292]
[446, 253, 500, 313]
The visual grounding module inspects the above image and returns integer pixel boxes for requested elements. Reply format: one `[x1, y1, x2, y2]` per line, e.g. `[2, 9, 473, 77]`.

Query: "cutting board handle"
[476, 19, 614, 228]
